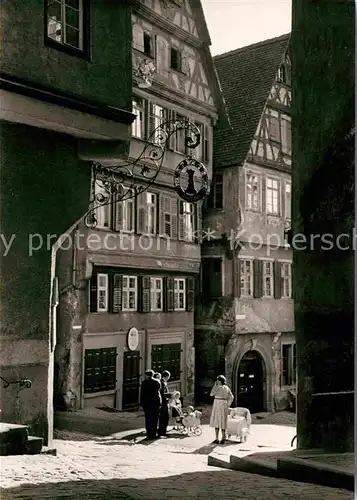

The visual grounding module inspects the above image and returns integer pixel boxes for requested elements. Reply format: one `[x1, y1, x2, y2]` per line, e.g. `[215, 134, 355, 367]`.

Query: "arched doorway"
[237, 351, 265, 413]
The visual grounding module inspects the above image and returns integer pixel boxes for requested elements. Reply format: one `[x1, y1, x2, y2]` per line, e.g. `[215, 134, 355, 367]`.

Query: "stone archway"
[232, 341, 274, 413]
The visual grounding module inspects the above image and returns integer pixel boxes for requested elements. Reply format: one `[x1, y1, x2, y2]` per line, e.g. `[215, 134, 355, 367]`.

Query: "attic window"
[278, 65, 287, 84]
[170, 47, 182, 71]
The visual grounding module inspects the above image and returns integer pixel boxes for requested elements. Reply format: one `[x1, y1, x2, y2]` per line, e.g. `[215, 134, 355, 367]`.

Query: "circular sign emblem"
[174, 158, 209, 203]
[127, 327, 139, 351]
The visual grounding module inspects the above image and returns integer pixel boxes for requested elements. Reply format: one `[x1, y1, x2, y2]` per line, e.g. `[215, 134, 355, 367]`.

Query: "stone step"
[277, 454, 354, 491]
[0, 423, 29, 456]
[25, 436, 43, 455]
[230, 451, 282, 477]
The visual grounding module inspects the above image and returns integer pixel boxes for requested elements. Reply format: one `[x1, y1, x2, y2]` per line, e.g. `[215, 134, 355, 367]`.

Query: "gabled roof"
[213, 33, 290, 169]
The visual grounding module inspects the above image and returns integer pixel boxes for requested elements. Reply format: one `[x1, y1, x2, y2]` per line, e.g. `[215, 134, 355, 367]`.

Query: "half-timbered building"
[195, 34, 295, 412]
[55, 0, 226, 412]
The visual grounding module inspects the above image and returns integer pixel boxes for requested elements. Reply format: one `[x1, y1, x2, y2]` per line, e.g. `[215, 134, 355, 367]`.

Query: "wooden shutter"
[203, 124, 209, 162]
[236, 258, 241, 298]
[273, 261, 282, 299]
[169, 109, 176, 150]
[195, 202, 202, 242]
[186, 277, 195, 312]
[178, 200, 184, 240]
[164, 276, 174, 312]
[114, 194, 123, 232]
[148, 101, 156, 139]
[253, 259, 263, 298]
[171, 197, 178, 239]
[112, 274, 123, 313]
[136, 191, 146, 234]
[132, 23, 144, 51]
[139, 276, 151, 313]
[261, 175, 266, 213]
[89, 274, 98, 312]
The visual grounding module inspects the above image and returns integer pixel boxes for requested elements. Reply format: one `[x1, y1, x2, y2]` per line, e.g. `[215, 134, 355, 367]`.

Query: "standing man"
[140, 369, 161, 440]
[158, 370, 171, 437]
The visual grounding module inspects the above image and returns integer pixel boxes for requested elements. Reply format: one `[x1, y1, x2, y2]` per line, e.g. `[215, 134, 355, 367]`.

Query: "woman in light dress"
[209, 375, 234, 444]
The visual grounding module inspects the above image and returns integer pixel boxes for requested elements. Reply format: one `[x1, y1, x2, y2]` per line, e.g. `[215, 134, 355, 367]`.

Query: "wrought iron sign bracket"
[84, 119, 209, 229]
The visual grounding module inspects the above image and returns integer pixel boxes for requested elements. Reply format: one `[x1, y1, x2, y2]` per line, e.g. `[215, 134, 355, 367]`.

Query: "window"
[266, 177, 280, 215]
[46, 0, 86, 52]
[94, 180, 111, 229]
[277, 65, 286, 83]
[162, 197, 172, 237]
[188, 122, 209, 162]
[122, 276, 137, 311]
[97, 274, 108, 312]
[201, 258, 222, 299]
[149, 104, 168, 144]
[170, 47, 182, 71]
[132, 98, 145, 139]
[284, 181, 291, 220]
[179, 201, 194, 242]
[246, 173, 260, 211]
[151, 343, 181, 382]
[206, 173, 223, 209]
[281, 118, 292, 154]
[84, 348, 116, 393]
[281, 343, 296, 386]
[240, 259, 253, 297]
[172, 112, 187, 153]
[174, 278, 186, 310]
[138, 192, 157, 234]
[150, 277, 163, 311]
[262, 261, 274, 298]
[281, 262, 292, 298]
[143, 31, 154, 57]
[268, 115, 280, 142]
[116, 189, 134, 232]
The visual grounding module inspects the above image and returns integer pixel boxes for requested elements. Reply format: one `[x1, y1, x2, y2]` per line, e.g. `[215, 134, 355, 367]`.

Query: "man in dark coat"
[140, 369, 162, 439]
[158, 370, 171, 437]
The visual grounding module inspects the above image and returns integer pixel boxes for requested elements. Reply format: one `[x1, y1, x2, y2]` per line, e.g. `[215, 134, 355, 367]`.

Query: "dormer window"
[277, 66, 286, 83]
[170, 47, 182, 71]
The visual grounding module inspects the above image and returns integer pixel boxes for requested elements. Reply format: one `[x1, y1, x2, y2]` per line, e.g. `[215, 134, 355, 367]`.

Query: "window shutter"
[195, 202, 202, 242]
[89, 274, 98, 312]
[169, 110, 176, 150]
[148, 101, 155, 139]
[261, 175, 266, 213]
[236, 258, 241, 298]
[253, 259, 263, 298]
[203, 124, 209, 162]
[132, 23, 144, 51]
[139, 275, 151, 313]
[112, 274, 123, 313]
[186, 277, 195, 312]
[171, 197, 178, 240]
[273, 261, 282, 299]
[159, 194, 166, 235]
[178, 200, 184, 240]
[136, 191, 146, 234]
[164, 276, 174, 312]
[114, 195, 123, 232]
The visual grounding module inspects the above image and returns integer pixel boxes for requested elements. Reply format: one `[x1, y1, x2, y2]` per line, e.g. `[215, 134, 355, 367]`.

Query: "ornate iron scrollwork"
[84, 119, 209, 228]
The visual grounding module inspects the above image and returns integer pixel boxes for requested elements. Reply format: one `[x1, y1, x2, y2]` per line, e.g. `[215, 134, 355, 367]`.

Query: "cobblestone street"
[0, 424, 352, 499]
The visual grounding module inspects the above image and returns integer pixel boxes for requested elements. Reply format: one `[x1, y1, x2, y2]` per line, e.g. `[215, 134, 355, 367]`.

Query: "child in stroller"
[169, 395, 202, 436]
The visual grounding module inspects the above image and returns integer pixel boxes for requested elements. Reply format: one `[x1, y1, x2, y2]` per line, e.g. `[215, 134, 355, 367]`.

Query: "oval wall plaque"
[127, 327, 139, 351]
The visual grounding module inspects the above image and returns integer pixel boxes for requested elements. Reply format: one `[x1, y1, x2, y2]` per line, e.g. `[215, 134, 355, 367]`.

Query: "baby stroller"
[226, 407, 252, 442]
[171, 405, 203, 436]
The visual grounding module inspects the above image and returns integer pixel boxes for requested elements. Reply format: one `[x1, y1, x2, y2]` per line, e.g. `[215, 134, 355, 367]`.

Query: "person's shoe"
[220, 439, 226, 444]
[212, 439, 219, 444]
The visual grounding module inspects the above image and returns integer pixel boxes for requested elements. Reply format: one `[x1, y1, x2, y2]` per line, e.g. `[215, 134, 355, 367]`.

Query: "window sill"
[84, 389, 116, 398]
[246, 208, 261, 214]
[133, 48, 156, 61]
[44, 36, 90, 61]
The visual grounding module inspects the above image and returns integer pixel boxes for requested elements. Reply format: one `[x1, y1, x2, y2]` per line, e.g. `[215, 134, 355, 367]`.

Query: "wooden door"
[122, 351, 141, 411]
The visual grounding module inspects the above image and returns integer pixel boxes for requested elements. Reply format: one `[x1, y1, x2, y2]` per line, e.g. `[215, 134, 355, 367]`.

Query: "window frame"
[44, 0, 90, 59]
[150, 277, 163, 312]
[179, 201, 195, 242]
[94, 180, 111, 229]
[240, 258, 254, 298]
[284, 180, 292, 220]
[149, 103, 168, 144]
[97, 273, 108, 312]
[170, 46, 182, 72]
[245, 171, 261, 212]
[206, 172, 223, 210]
[132, 98, 145, 139]
[262, 260, 274, 298]
[122, 275, 138, 312]
[174, 278, 186, 311]
[266, 176, 281, 215]
[116, 190, 135, 233]
[281, 342, 296, 387]
[280, 261, 292, 299]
